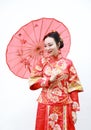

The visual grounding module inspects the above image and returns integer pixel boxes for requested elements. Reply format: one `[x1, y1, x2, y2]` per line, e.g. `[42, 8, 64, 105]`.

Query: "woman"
[29, 31, 83, 130]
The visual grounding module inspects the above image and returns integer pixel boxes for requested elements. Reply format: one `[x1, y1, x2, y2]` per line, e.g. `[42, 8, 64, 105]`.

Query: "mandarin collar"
[47, 51, 63, 62]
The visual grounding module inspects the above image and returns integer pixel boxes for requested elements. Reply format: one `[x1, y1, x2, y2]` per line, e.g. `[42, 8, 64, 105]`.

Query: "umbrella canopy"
[6, 17, 71, 79]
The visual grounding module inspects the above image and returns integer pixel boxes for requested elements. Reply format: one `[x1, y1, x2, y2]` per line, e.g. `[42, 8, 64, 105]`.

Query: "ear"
[57, 42, 60, 49]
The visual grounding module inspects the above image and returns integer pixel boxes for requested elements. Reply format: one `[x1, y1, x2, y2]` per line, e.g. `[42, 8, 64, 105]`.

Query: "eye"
[44, 45, 47, 48]
[44, 43, 53, 48]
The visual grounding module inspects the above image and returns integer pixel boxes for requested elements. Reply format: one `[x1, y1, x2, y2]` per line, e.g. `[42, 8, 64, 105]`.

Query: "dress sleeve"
[68, 61, 83, 93]
[28, 59, 50, 90]
[68, 61, 83, 111]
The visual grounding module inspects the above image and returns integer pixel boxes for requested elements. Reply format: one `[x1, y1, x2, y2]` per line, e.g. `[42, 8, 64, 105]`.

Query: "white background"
[0, 0, 91, 130]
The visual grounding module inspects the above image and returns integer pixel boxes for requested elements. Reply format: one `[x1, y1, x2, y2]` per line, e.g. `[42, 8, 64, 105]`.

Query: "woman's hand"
[50, 74, 57, 82]
[50, 68, 61, 82]
[72, 111, 77, 124]
[72, 101, 80, 111]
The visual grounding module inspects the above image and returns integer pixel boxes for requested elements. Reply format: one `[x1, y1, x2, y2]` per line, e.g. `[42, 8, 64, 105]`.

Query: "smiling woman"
[43, 31, 64, 57]
[29, 31, 83, 130]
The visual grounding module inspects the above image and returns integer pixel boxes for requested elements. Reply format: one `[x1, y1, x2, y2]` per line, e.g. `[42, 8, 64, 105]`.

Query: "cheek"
[51, 45, 56, 50]
[53, 46, 59, 51]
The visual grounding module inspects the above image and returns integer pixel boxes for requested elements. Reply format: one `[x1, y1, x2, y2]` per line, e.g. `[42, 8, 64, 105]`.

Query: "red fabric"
[30, 78, 49, 90]
[70, 91, 79, 103]
[70, 91, 80, 111]
[35, 103, 75, 130]
[30, 56, 83, 106]
[67, 105, 75, 130]
[30, 81, 41, 90]
[35, 104, 47, 130]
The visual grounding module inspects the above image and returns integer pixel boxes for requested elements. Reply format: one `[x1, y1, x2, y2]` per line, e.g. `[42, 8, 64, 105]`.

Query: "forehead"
[44, 37, 55, 44]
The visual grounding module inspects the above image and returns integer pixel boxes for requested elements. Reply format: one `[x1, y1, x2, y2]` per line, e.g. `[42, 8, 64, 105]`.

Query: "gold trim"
[63, 106, 67, 130]
[68, 85, 83, 93]
[28, 77, 42, 86]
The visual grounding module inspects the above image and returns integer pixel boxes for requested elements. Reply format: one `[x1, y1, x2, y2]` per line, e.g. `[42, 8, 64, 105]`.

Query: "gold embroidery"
[28, 77, 41, 86]
[63, 106, 67, 130]
[35, 65, 42, 71]
[52, 106, 62, 116]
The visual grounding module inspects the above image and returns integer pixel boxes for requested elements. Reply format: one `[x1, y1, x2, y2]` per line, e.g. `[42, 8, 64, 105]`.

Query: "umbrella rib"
[59, 29, 69, 34]
[14, 34, 35, 47]
[54, 23, 63, 31]
[54, 24, 70, 39]
[6, 55, 22, 63]
[53, 19, 63, 30]
[22, 28, 36, 45]
[7, 59, 23, 70]
[44, 18, 54, 35]
[31, 21, 38, 44]
[16, 28, 34, 45]
[7, 46, 34, 59]
[8, 58, 30, 77]
[14, 35, 33, 46]
[17, 64, 30, 78]
[14, 62, 26, 76]
[7, 54, 31, 78]
[61, 35, 70, 39]
[39, 18, 43, 42]
[53, 21, 70, 35]
[22, 68, 29, 78]
[7, 43, 23, 48]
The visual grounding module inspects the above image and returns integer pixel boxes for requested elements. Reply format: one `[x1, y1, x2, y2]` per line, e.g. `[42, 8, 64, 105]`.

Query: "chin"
[48, 53, 53, 57]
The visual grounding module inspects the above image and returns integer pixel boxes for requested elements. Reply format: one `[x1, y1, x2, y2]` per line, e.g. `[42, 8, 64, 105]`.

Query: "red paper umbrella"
[6, 17, 71, 79]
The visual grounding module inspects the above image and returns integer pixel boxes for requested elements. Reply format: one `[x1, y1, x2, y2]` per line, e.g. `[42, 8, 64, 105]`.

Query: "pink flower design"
[49, 113, 58, 122]
[48, 121, 55, 128]
[53, 124, 61, 130]
[52, 88, 62, 96]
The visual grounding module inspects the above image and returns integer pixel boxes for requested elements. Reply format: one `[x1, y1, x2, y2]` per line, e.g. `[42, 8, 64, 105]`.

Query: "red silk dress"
[29, 52, 83, 130]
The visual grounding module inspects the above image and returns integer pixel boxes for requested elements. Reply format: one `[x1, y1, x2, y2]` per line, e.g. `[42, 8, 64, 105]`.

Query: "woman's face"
[44, 37, 59, 57]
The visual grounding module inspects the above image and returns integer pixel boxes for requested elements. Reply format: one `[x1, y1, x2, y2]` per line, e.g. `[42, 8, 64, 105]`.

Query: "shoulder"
[62, 57, 73, 65]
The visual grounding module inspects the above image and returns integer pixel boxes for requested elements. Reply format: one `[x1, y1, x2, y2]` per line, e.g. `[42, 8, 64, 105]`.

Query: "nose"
[45, 46, 50, 51]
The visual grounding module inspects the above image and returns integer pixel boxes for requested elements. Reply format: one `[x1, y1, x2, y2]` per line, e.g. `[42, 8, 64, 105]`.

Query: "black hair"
[43, 31, 64, 49]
